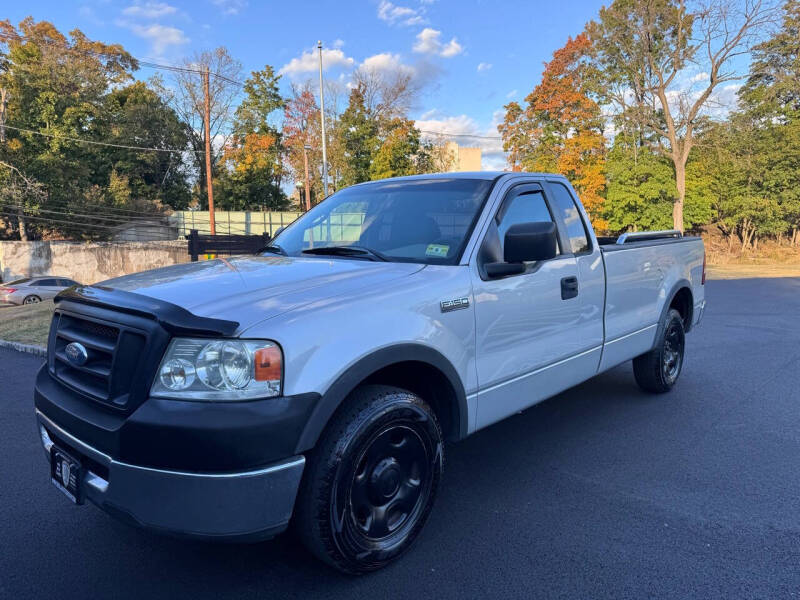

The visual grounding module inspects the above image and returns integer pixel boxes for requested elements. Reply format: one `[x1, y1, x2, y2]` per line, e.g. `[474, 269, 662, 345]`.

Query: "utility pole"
[203, 68, 216, 235]
[302, 144, 312, 212]
[317, 41, 329, 198]
[0, 88, 8, 143]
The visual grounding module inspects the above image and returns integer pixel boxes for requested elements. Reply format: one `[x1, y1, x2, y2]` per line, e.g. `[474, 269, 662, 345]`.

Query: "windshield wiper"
[302, 245, 388, 262]
[256, 244, 287, 256]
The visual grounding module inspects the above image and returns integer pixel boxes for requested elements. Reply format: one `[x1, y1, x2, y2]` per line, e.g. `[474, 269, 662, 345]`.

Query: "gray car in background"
[0, 277, 80, 305]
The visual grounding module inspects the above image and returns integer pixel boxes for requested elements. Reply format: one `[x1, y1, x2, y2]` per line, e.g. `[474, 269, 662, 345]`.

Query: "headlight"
[151, 338, 282, 401]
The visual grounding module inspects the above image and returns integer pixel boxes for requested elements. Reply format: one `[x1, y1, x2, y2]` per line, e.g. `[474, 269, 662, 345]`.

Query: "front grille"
[49, 310, 148, 410]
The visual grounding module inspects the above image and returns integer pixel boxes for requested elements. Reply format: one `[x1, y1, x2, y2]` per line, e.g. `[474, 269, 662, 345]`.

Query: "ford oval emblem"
[64, 342, 89, 366]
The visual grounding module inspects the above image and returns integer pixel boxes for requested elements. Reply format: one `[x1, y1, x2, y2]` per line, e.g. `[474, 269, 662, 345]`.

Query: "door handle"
[561, 276, 579, 300]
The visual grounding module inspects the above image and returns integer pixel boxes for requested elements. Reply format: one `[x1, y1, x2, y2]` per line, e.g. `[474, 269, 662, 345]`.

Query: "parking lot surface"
[1, 277, 799, 599]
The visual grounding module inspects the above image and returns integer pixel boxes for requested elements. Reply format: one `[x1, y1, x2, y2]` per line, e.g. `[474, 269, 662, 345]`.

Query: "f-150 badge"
[440, 297, 469, 313]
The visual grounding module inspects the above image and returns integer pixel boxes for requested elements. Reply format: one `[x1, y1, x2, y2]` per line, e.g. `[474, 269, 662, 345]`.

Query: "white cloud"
[440, 38, 463, 58]
[505, 89, 518, 99]
[415, 111, 506, 170]
[689, 71, 709, 84]
[212, 0, 247, 15]
[413, 28, 463, 58]
[122, 1, 177, 18]
[122, 22, 189, 54]
[477, 62, 492, 72]
[360, 52, 415, 77]
[279, 47, 355, 76]
[377, 1, 427, 26]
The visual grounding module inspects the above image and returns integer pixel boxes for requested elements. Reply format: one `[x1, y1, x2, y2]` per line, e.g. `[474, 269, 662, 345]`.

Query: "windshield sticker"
[425, 244, 450, 258]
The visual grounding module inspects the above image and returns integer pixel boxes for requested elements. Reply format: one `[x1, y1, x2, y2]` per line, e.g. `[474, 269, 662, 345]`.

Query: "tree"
[605, 130, 713, 232]
[338, 84, 379, 187]
[589, 0, 777, 232]
[369, 118, 424, 179]
[498, 33, 607, 228]
[282, 84, 323, 205]
[706, 1, 800, 247]
[157, 47, 241, 209]
[0, 18, 143, 240]
[98, 81, 191, 210]
[215, 65, 286, 211]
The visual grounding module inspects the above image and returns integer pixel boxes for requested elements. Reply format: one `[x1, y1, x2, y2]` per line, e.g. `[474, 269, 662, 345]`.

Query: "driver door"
[472, 183, 586, 429]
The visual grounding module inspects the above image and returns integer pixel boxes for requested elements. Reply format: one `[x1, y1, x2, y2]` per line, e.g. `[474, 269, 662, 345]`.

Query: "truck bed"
[595, 230, 705, 373]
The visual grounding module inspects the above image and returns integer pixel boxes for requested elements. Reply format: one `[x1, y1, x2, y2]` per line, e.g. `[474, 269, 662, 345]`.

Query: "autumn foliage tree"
[282, 84, 323, 205]
[498, 33, 607, 229]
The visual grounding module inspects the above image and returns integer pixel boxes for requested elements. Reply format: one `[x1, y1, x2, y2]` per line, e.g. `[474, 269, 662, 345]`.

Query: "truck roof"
[350, 171, 569, 185]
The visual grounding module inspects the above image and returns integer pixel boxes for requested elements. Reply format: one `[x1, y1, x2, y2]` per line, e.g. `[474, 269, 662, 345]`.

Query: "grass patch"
[707, 264, 800, 279]
[0, 301, 54, 347]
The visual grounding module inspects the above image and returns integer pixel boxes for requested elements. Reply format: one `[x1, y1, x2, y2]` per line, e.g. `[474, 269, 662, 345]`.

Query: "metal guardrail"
[616, 230, 683, 244]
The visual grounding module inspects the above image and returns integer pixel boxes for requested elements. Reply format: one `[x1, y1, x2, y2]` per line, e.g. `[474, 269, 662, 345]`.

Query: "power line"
[4, 124, 202, 154]
[0, 32, 245, 88]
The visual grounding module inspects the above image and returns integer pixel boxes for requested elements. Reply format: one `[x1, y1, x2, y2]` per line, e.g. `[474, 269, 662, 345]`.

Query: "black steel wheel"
[295, 385, 443, 574]
[633, 308, 686, 393]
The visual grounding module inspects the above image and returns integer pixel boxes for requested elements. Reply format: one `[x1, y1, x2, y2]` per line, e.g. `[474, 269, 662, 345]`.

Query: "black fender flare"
[654, 279, 694, 347]
[294, 344, 469, 453]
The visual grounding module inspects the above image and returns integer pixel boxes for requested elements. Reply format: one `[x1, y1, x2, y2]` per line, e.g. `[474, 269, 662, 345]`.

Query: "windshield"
[270, 178, 494, 264]
[7, 278, 32, 285]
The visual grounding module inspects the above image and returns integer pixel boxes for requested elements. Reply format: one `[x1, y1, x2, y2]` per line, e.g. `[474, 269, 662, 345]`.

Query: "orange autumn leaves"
[499, 33, 607, 230]
[221, 132, 279, 176]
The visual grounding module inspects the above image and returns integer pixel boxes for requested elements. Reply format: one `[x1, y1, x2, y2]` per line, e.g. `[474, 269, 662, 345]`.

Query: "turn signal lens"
[254, 346, 282, 381]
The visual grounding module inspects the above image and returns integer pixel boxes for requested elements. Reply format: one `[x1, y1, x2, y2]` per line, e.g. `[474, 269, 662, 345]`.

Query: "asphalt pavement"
[1, 277, 799, 599]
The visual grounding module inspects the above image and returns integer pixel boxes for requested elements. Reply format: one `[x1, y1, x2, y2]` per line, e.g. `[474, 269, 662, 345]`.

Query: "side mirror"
[485, 221, 558, 278]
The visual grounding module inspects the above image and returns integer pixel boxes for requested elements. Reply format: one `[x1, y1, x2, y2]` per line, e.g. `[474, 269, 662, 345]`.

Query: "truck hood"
[100, 256, 424, 330]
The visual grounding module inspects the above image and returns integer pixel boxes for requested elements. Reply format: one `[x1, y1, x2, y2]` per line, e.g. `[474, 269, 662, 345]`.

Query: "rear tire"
[633, 308, 686, 393]
[294, 385, 443, 574]
[23, 295, 41, 305]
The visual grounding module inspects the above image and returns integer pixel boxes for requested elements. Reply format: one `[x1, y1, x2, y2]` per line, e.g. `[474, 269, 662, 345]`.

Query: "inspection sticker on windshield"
[425, 244, 449, 258]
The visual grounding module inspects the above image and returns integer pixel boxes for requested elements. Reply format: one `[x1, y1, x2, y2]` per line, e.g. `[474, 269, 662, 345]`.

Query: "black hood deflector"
[55, 285, 239, 337]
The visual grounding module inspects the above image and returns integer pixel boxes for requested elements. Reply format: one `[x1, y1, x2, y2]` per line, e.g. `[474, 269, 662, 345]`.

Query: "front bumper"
[37, 409, 305, 541]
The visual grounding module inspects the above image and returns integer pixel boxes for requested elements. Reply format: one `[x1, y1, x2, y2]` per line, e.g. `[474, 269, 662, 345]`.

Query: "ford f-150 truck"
[34, 172, 706, 573]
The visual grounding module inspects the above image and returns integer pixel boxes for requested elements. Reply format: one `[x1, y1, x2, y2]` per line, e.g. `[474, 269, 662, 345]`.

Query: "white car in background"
[0, 277, 80, 305]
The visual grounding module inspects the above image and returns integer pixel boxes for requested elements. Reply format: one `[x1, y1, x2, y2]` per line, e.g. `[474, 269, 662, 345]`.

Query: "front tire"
[633, 308, 686, 393]
[295, 385, 443, 574]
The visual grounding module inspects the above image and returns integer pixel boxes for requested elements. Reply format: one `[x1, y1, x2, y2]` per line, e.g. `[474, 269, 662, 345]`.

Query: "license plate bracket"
[50, 446, 83, 504]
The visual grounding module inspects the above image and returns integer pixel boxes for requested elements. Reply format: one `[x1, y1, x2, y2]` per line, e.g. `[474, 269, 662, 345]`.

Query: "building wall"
[444, 142, 483, 172]
[0, 241, 189, 285]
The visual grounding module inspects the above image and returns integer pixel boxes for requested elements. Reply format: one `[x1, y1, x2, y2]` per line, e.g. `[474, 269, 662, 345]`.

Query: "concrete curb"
[0, 339, 47, 358]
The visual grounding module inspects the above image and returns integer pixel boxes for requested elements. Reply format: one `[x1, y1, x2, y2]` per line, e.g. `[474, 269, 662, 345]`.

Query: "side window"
[549, 183, 590, 254]
[496, 190, 558, 256]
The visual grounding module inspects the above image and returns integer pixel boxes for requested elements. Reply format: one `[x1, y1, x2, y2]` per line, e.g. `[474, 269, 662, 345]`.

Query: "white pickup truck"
[34, 172, 706, 573]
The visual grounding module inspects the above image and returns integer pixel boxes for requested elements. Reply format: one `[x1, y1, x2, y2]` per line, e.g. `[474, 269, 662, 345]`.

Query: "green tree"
[98, 81, 191, 210]
[588, 0, 776, 232]
[369, 118, 423, 180]
[702, 1, 800, 249]
[605, 130, 712, 232]
[338, 84, 379, 187]
[0, 18, 193, 240]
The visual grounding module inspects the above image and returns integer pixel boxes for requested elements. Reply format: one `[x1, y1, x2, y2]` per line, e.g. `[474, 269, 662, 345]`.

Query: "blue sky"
[6, 1, 633, 169]
[6, 0, 613, 168]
